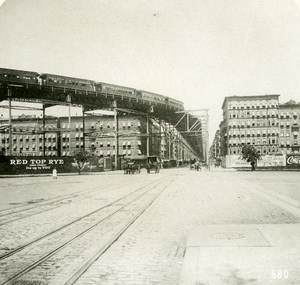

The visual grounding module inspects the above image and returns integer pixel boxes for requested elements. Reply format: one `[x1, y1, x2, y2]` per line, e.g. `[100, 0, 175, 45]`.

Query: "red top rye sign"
[0, 156, 103, 174]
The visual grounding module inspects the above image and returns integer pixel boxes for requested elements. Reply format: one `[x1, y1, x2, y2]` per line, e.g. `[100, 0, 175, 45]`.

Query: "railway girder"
[0, 83, 204, 159]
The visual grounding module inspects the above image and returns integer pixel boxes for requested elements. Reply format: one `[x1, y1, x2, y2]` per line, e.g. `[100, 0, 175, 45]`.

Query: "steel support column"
[42, 105, 46, 156]
[67, 95, 72, 156]
[186, 113, 189, 131]
[146, 116, 150, 157]
[168, 123, 171, 160]
[82, 106, 85, 152]
[159, 120, 162, 158]
[114, 103, 119, 170]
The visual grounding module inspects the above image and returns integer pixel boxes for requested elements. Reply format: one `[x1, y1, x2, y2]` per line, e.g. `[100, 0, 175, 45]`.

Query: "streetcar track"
[0, 175, 169, 261]
[0, 184, 121, 227]
[0, 176, 174, 285]
[0, 183, 114, 216]
[66, 178, 174, 285]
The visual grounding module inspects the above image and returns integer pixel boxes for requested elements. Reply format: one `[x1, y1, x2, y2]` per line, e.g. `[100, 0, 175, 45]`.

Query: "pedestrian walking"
[52, 167, 58, 179]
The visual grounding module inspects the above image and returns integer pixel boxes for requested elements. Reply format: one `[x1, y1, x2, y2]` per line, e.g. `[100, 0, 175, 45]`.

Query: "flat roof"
[221, 94, 280, 110]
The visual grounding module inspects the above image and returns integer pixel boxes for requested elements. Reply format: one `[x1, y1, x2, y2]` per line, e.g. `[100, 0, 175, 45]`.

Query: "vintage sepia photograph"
[0, 0, 300, 284]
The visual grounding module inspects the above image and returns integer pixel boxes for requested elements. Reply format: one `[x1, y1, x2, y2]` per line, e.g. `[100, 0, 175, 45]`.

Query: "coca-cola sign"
[286, 155, 300, 165]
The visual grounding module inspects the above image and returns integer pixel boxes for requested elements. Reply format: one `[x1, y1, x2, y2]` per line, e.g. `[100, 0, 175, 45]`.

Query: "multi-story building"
[217, 95, 300, 167]
[0, 115, 60, 156]
[0, 114, 196, 162]
[220, 95, 280, 157]
[278, 100, 300, 154]
[210, 130, 221, 160]
[0, 115, 149, 158]
[60, 115, 149, 159]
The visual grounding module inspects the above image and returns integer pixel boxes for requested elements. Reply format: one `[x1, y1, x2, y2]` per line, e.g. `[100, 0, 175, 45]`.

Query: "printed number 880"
[271, 269, 288, 279]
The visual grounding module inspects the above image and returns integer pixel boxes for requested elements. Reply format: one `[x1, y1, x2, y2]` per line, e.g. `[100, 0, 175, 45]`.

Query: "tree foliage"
[240, 145, 261, 170]
[73, 150, 92, 174]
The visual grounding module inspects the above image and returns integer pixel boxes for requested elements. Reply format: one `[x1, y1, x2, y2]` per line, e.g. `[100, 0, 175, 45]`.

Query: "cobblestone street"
[0, 168, 300, 284]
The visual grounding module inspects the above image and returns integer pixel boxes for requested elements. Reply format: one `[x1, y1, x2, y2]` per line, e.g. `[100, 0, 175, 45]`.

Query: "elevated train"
[0, 68, 184, 111]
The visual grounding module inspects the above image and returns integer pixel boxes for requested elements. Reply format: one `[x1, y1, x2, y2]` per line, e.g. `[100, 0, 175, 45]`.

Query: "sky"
[1, 0, 300, 144]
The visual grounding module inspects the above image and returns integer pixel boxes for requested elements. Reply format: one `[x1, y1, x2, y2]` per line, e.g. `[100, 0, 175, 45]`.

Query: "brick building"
[0, 114, 196, 162]
[221, 95, 280, 156]
[278, 100, 300, 154]
[0, 114, 150, 158]
[218, 95, 300, 167]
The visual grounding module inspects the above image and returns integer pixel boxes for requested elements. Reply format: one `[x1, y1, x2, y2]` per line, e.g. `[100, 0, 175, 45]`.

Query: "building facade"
[221, 95, 280, 157]
[218, 95, 300, 167]
[278, 100, 300, 154]
[210, 130, 221, 161]
[0, 114, 197, 162]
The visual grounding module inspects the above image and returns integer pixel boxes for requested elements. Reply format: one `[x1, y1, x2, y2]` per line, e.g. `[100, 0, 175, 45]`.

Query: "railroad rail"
[0, 175, 174, 285]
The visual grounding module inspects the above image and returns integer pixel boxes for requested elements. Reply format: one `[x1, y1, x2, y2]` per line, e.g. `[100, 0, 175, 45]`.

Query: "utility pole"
[8, 88, 12, 156]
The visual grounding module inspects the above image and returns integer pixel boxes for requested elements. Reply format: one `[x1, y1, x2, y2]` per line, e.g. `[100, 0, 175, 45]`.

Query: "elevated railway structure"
[0, 68, 205, 164]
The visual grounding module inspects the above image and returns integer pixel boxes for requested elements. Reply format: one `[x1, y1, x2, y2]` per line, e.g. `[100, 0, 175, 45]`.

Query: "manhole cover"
[211, 232, 245, 240]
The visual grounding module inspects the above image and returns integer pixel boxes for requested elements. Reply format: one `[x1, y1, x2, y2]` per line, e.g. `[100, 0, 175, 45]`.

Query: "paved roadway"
[0, 167, 299, 284]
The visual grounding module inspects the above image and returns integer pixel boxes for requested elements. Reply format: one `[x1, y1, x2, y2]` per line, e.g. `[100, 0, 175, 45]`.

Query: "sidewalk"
[0, 170, 125, 178]
[179, 224, 300, 285]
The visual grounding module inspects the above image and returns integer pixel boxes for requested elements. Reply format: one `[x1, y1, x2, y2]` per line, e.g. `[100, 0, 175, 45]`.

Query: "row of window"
[280, 122, 298, 127]
[2, 138, 57, 143]
[228, 139, 277, 145]
[229, 147, 278, 155]
[229, 123, 298, 129]
[228, 110, 278, 118]
[228, 131, 298, 137]
[12, 146, 57, 151]
[228, 121, 279, 128]
[47, 76, 94, 88]
[61, 124, 83, 129]
[228, 140, 298, 147]
[228, 134, 277, 139]
[95, 140, 136, 146]
[229, 129, 278, 135]
[228, 99, 278, 110]
[1, 140, 142, 148]
[95, 149, 136, 156]
[4, 151, 59, 156]
[101, 84, 135, 95]
[11, 126, 58, 131]
[0, 73, 37, 81]
[229, 111, 300, 119]
[8, 121, 141, 132]
[228, 147, 300, 155]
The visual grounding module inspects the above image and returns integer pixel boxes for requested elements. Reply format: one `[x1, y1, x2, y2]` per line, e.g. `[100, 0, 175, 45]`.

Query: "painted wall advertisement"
[286, 155, 300, 168]
[225, 154, 286, 168]
[257, 155, 285, 167]
[0, 156, 104, 174]
[225, 155, 249, 168]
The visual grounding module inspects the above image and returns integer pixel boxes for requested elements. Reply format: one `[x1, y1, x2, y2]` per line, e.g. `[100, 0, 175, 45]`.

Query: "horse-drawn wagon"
[146, 156, 160, 173]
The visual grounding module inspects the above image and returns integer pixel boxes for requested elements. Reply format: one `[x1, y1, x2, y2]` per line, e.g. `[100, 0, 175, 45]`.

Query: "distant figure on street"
[52, 168, 57, 179]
